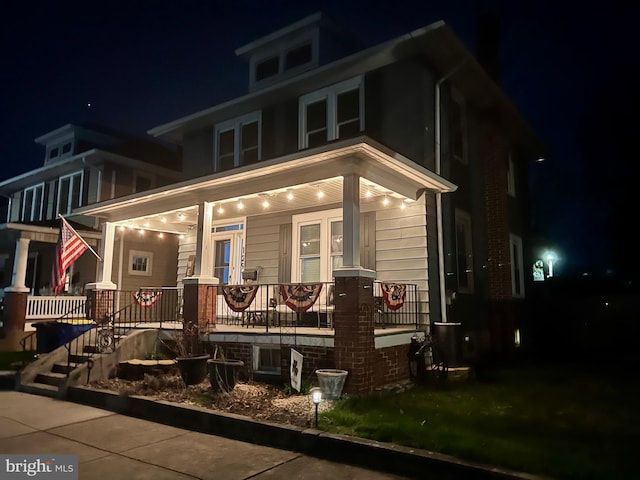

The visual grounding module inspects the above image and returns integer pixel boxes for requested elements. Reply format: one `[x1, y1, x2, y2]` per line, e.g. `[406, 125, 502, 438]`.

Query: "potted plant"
[174, 319, 210, 385]
[207, 346, 244, 393]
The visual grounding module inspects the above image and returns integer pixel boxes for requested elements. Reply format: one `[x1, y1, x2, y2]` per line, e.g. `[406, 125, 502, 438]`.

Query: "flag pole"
[58, 215, 103, 262]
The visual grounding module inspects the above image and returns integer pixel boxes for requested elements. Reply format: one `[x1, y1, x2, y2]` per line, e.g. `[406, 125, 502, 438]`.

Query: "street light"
[310, 387, 322, 427]
[545, 251, 557, 278]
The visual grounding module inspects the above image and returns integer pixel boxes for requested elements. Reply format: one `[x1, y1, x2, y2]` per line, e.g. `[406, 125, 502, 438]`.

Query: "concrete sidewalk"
[0, 391, 407, 479]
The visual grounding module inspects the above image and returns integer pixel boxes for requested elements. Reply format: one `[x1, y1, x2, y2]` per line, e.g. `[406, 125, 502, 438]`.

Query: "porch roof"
[76, 137, 456, 231]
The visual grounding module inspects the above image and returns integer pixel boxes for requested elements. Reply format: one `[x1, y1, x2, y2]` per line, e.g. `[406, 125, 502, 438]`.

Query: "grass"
[320, 362, 640, 479]
[0, 350, 37, 370]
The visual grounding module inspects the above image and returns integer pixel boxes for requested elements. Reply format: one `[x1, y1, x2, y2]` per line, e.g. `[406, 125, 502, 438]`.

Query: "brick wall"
[481, 124, 512, 300]
[374, 344, 411, 387]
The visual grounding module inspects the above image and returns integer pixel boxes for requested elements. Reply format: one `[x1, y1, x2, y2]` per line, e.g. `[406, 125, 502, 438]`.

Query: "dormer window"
[255, 56, 279, 81]
[214, 112, 261, 171]
[285, 43, 312, 69]
[62, 142, 72, 154]
[49, 147, 59, 159]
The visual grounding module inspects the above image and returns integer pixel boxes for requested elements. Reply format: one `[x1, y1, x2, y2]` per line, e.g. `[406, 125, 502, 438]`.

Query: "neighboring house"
[0, 123, 181, 308]
[9, 13, 544, 392]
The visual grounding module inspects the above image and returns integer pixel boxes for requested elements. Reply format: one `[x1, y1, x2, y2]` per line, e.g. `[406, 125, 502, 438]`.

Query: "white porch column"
[192, 201, 217, 282]
[86, 221, 116, 290]
[342, 173, 361, 268]
[6, 237, 30, 293]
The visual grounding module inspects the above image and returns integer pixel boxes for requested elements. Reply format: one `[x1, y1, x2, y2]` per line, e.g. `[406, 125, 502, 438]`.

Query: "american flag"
[50, 217, 88, 295]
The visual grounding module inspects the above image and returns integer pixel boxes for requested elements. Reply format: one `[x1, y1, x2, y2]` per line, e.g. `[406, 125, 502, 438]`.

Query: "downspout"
[435, 61, 467, 323]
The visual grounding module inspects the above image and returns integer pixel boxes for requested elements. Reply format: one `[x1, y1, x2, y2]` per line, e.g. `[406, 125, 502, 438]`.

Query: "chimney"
[476, 10, 501, 84]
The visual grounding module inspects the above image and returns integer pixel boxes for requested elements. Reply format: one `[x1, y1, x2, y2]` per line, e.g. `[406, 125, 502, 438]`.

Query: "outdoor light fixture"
[310, 387, 322, 427]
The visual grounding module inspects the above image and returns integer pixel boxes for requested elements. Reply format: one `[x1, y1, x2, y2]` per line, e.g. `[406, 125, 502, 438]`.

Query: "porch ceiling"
[76, 138, 456, 234]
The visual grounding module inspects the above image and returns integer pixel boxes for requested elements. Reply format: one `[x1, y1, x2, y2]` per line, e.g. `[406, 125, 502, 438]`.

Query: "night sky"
[1, 0, 637, 277]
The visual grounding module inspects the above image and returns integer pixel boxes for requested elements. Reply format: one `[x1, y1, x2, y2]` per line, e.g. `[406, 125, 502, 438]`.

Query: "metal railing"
[373, 281, 420, 329]
[198, 281, 419, 331]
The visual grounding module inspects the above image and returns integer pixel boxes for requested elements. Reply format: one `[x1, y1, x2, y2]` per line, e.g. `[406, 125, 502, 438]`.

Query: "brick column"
[481, 120, 515, 357]
[333, 270, 376, 395]
[1, 291, 29, 351]
[85, 286, 115, 325]
[182, 277, 218, 331]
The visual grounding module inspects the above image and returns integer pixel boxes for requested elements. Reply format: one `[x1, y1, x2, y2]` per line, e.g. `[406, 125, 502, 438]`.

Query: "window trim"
[21, 183, 44, 222]
[214, 111, 262, 171]
[510, 234, 525, 298]
[507, 152, 516, 197]
[128, 250, 153, 276]
[454, 208, 474, 294]
[56, 170, 84, 216]
[299, 76, 364, 149]
[291, 208, 343, 282]
[451, 89, 468, 165]
[252, 345, 281, 375]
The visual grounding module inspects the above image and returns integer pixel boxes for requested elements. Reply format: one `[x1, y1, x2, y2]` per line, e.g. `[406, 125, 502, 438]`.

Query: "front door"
[211, 222, 244, 285]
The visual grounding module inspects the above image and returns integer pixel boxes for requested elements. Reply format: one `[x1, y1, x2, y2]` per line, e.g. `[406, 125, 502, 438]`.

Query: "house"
[0, 124, 181, 346]
[6, 13, 544, 394]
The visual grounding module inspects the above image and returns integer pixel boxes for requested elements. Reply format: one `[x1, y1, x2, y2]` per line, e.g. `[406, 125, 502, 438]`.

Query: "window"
[252, 345, 281, 374]
[285, 43, 312, 70]
[256, 56, 279, 81]
[211, 220, 245, 284]
[454, 209, 474, 293]
[134, 173, 153, 193]
[252, 41, 314, 85]
[507, 152, 516, 197]
[128, 250, 153, 276]
[510, 234, 525, 297]
[214, 112, 261, 171]
[299, 77, 363, 149]
[292, 209, 342, 282]
[22, 183, 44, 222]
[62, 142, 72, 154]
[49, 147, 59, 159]
[57, 171, 83, 215]
[450, 90, 467, 164]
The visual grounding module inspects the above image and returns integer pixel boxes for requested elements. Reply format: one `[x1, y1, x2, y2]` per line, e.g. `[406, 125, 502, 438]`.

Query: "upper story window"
[507, 152, 516, 197]
[49, 147, 59, 160]
[455, 208, 474, 293]
[61, 142, 72, 154]
[214, 112, 261, 171]
[134, 173, 154, 193]
[299, 76, 363, 149]
[22, 183, 44, 222]
[255, 56, 280, 81]
[510, 234, 525, 298]
[450, 89, 467, 164]
[57, 171, 83, 216]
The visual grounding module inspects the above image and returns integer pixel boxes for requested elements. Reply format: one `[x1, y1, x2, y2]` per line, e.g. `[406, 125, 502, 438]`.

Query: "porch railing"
[26, 295, 88, 320]
[202, 281, 420, 331]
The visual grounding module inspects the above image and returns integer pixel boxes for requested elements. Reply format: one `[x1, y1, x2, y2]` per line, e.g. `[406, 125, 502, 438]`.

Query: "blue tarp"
[34, 321, 95, 353]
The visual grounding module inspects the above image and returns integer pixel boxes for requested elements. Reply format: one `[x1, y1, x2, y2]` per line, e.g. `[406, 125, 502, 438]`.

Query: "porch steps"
[51, 362, 83, 375]
[35, 371, 67, 387]
[19, 382, 59, 398]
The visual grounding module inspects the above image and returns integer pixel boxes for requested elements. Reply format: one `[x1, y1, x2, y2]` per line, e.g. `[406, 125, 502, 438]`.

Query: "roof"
[148, 20, 544, 154]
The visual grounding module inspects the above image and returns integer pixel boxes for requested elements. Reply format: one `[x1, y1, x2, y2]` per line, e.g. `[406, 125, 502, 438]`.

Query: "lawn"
[320, 362, 639, 480]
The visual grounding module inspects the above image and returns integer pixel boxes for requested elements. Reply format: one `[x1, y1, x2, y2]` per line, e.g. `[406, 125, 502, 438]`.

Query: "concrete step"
[19, 382, 58, 398]
[69, 354, 91, 364]
[52, 362, 82, 375]
[35, 372, 67, 387]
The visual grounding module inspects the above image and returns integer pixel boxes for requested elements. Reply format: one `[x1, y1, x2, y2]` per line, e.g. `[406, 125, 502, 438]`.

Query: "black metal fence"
[203, 281, 420, 330]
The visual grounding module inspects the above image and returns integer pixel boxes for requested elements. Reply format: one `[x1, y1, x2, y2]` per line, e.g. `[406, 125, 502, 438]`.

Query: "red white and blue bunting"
[221, 285, 259, 312]
[132, 289, 162, 308]
[280, 283, 323, 313]
[381, 283, 407, 311]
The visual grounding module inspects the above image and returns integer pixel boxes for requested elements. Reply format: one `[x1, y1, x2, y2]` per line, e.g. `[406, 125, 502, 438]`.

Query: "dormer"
[34, 124, 117, 166]
[235, 12, 359, 93]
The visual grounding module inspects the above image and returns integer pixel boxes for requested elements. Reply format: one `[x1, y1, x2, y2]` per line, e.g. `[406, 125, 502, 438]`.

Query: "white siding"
[177, 230, 197, 287]
[244, 213, 289, 285]
[374, 196, 429, 324]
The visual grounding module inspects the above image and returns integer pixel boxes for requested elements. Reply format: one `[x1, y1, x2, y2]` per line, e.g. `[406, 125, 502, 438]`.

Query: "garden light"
[310, 387, 322, 427]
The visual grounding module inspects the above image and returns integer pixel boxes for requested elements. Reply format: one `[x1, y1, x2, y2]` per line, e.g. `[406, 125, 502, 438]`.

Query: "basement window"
[253, 345, 281, 374]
